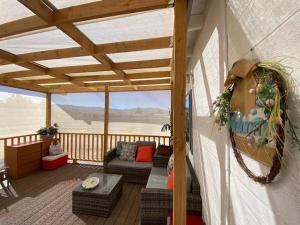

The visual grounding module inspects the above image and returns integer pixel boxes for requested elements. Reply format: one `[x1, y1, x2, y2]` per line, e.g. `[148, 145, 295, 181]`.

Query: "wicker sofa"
[140, 157, 202, 225]
[104, 141, 157, 184]
[104, 141, 202, 225]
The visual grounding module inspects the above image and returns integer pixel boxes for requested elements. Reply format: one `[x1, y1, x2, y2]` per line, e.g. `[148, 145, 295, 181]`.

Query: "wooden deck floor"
[0, 164, 142, 225]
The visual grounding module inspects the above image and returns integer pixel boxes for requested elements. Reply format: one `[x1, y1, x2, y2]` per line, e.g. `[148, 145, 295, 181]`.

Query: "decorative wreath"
[212, 59, 299, 184]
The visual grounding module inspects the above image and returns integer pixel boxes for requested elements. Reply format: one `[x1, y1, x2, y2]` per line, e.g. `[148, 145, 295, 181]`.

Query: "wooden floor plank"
[0, 164, 142, 225]
[123, 185, 143, 225]
[103, 183, 135, 225]
[134, 209, 141, 225]
[113, 184, 140, 225]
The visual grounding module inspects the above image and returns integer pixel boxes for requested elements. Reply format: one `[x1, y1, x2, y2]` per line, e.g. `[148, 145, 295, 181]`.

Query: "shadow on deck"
[0, 164, 142, 225]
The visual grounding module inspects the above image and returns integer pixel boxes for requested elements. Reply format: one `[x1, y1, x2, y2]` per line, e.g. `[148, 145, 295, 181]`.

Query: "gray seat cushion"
[146, 167, 168, 189]
[107, 158, 152, 169]
[146, 166, 192, 192]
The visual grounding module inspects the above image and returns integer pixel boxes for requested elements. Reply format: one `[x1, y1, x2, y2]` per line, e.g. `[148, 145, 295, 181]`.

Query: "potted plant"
[37, 123, 58, 140]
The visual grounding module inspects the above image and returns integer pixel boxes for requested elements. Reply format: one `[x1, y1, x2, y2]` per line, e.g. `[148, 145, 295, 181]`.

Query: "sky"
[0, 85, 45, 103]
[0, 85, 171, 110]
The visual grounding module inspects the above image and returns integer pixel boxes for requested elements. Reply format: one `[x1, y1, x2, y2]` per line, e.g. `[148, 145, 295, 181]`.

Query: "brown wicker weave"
[72, 173, 123, 217]
[153, 151, 171, 168]
[140, 158, 202, 225]
[104, 148, 151, 184]
[104, 142, 162, 184]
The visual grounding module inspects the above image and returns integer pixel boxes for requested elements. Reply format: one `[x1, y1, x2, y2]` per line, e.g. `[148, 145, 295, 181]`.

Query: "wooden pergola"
[0, 1, 187, 224]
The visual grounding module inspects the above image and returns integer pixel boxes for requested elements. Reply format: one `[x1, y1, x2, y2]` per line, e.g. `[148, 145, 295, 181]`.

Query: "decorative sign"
[212, 59, 299, 184]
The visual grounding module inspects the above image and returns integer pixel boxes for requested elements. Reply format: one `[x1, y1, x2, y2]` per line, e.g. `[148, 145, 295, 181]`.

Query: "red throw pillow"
[136, 146, 153, 162]
[167, 169, 174, 190]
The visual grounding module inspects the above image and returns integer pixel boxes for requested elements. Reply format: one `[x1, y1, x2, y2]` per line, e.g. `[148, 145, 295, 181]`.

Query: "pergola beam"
[0, 59, 171, 80]
[41, 78, 170, 90]
[0, 79, 48, 93]
[18, 0, 54, 23]
[49, 84, 172, 93]
[19, 0, 133, 84]
[28, 71, 171, 85]
[54, 0, 171, 24]
[75, 78, 171, 88]
[0, 37, 169, 64]
[0, 0, 174, 95]
[0, 49, 85, 87]
[1, 0, 171, 39]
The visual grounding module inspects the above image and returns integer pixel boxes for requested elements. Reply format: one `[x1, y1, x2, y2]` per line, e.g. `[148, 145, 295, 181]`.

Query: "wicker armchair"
[152, 151, 171, 168]
[140, 158, 202, 225]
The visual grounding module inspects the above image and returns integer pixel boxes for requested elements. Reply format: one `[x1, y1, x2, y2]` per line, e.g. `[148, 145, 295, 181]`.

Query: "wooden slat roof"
[0, 0, 174, 93]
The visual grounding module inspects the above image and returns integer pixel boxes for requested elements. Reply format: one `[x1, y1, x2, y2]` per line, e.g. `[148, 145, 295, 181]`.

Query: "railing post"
[103, 85, 110, 155]
[46, 93, 52, 127]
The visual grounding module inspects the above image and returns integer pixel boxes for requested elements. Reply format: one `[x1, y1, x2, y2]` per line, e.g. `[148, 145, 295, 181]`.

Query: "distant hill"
[53, 104, 169, 125]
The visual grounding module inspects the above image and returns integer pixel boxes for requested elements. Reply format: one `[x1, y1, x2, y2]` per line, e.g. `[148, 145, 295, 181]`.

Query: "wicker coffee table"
[72, 173, 123, 217]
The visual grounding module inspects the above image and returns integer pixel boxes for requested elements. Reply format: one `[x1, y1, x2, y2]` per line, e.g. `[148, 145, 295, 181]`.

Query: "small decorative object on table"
[212, 59, 299, 184]
[82, 177, 100, 190]
[37, 123, 58, 140]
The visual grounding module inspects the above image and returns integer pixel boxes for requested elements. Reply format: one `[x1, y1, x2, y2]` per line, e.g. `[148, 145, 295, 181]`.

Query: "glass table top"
[73, 173, 122, 195]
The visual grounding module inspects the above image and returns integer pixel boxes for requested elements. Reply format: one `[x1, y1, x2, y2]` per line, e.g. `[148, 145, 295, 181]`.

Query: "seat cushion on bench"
[146, 167, 168, 189]
[146, 166, 193, 192]
[42, 152, 68, 161]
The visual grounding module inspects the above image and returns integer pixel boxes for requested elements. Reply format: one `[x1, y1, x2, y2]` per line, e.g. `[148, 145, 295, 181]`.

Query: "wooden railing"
[0, 134, 41, 160]
[0, 134, 41, 147]
[58, 133, 104, 162]
[58, 133, 171, 162]
[1, 133, 170, 163]
[107, 133, 171, 150]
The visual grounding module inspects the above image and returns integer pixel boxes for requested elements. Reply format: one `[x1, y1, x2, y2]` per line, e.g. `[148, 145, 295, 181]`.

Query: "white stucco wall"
[188, 0, 300, 225]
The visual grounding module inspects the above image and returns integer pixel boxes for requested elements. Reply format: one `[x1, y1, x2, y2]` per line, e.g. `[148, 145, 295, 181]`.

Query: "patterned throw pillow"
[167, 153, 174, 175]
[119, 143, 137, 161]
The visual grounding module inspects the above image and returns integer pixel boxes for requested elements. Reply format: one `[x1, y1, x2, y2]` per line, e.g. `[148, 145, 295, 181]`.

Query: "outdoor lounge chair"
[104, 141, 157, 184]
[0, 160, 10, 188]
[140, 157, 202, 225]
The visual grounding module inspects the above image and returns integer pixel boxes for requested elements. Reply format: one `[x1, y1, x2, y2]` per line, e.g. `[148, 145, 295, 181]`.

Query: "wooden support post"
[103, 85, 110, 154]
[170, 81, 174, 141]
[46, 93, 51, 127]
[173, 1, 187, 225]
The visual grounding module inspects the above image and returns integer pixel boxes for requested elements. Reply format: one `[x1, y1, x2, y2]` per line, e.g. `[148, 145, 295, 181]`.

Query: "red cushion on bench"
[42, 154, 68, 170]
